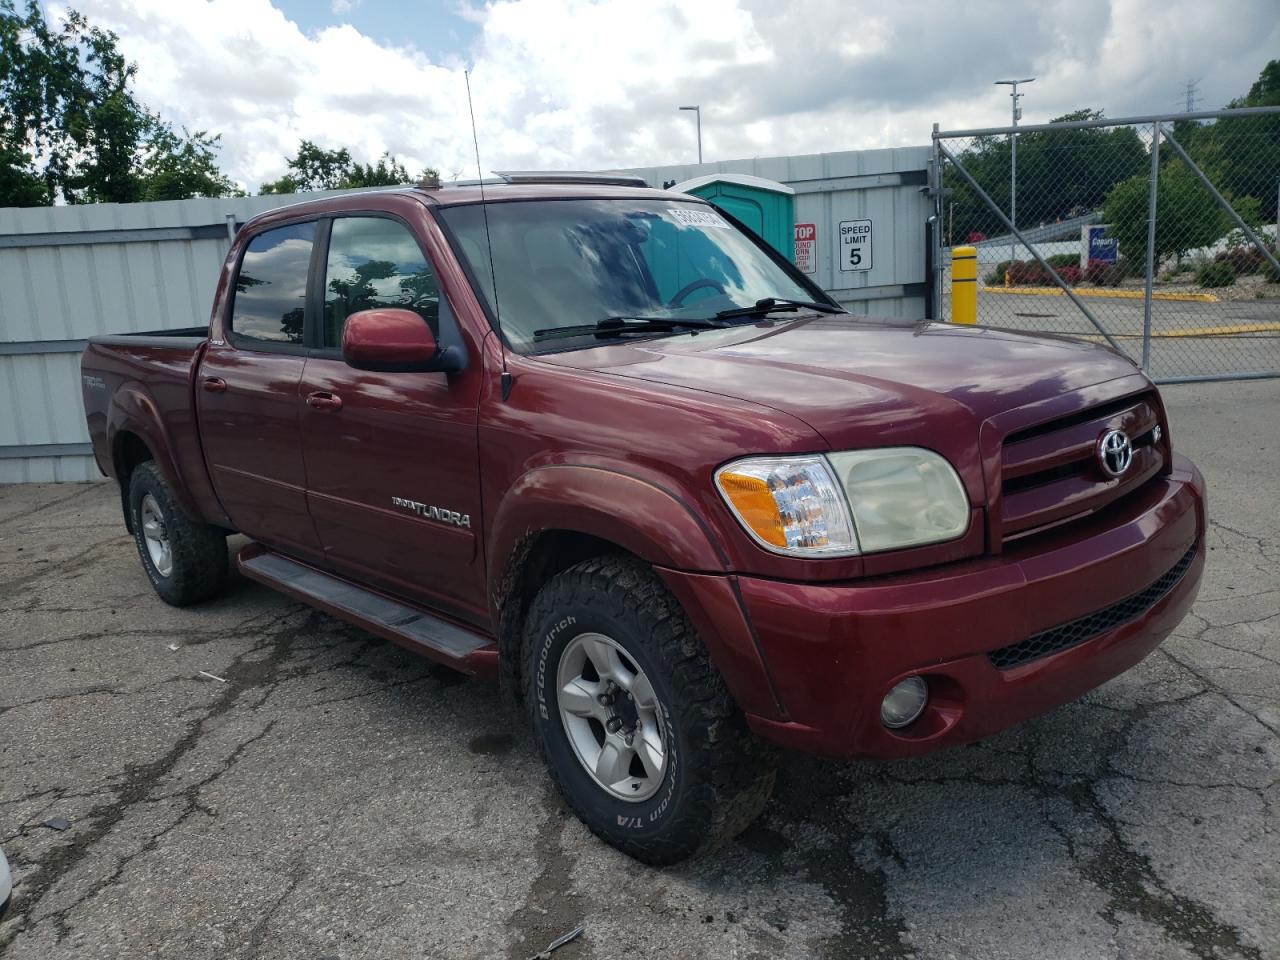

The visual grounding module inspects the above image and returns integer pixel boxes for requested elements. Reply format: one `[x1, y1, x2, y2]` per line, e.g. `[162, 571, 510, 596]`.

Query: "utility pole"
[679, 105, 702, 165]
[995, 78, 1034, 266]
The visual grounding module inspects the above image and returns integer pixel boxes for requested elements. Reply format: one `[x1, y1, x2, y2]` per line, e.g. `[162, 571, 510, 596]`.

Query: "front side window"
[437, 199, 815, 352]
[322, 217, 440, 348]
[231, 222, 315, 344]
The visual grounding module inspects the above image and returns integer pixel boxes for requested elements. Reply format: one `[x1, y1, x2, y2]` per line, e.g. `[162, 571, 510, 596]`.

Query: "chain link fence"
[931, 106, 1280, 381]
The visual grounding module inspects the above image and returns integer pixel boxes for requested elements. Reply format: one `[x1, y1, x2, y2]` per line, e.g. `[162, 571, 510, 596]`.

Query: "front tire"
[128, 461, 228, 606]
[523, 555, 776, 864]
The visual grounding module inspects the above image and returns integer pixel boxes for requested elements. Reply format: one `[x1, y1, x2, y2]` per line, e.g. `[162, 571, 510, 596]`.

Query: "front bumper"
[664, 454, 1206, 760]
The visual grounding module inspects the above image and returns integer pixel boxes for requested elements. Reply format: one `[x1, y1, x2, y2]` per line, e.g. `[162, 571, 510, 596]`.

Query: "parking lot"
[973, 291, 1280, 380]
[0, 379, 1276, 960]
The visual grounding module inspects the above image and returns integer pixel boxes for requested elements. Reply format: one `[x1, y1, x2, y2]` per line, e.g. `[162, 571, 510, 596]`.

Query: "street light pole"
[995, 78, 1034, 265]
[679, 105, 702, 165]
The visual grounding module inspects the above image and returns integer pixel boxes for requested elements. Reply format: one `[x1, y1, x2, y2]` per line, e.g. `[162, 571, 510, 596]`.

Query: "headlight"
[714, 456, 857, 556]
[716, 448, 969, 557]
[826, 447, 970, 553]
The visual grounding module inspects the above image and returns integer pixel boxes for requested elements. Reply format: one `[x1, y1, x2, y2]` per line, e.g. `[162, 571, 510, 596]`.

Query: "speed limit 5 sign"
[838, 219, 872, 272]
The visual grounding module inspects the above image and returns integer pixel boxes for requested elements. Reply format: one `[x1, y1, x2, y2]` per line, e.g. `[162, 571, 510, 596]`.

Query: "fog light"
[881, 676, 928, 729]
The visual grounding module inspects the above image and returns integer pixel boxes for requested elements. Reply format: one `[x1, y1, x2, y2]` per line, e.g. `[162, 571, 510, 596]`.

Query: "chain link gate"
[930, 106, 1280, 382]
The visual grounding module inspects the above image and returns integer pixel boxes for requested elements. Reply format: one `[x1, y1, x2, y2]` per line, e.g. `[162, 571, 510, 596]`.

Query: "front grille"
[987, 541, 1198, 670]
[998, 391, 1165, 542]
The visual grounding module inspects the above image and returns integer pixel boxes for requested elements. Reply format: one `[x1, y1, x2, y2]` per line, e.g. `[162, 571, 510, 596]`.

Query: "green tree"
[260, 140, 355, 193]
[943, 109, 1148, 242]
[1207, 59, 1280, 225]
[259, 140, 433, 194]
[0, 1, 236, 206]
[137, 126, 239, 201]
[1103, 160, 1232, 265]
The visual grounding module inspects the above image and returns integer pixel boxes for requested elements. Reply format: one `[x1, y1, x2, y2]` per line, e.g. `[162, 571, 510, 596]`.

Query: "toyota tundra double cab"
[81, 175, 1206, 863]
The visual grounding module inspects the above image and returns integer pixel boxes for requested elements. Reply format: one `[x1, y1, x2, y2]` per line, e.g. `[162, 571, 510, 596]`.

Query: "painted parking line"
[1017, 323, 1280, 340]
[981, 286, 1220, 303]
[1157, 322, 1280, 337]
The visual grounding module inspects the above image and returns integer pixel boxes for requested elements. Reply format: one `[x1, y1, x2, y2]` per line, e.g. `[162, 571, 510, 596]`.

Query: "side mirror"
[341, 308, 464, 373]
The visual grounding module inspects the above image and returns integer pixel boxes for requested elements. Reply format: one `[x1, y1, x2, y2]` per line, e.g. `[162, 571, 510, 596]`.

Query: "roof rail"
[493, 170, 649, 188]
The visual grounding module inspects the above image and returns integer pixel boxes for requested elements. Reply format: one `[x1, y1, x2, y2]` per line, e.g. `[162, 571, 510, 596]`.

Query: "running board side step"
[237, 544, 498, 678]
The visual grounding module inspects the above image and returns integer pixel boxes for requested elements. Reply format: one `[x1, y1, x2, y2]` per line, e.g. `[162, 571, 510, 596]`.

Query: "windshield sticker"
[667, 206, 730, 229]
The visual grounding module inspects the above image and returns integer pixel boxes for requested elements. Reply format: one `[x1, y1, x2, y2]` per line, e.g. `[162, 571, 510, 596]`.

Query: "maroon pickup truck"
[81, 176, 1206, 863]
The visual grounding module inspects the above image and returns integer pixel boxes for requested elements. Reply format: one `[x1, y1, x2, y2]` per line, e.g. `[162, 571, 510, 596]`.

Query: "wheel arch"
[106, 383, 201, 529]
[112, 429, 155, 532]
[487, 464, 734, 709]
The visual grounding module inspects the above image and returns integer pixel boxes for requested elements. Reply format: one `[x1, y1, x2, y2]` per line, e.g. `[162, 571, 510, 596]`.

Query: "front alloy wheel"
[523, 554, 777, 864]
[557, 632, 668, 802]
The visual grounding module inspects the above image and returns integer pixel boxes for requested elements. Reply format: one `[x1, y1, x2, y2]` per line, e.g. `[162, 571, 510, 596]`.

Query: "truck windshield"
[437, 198, 821, 351]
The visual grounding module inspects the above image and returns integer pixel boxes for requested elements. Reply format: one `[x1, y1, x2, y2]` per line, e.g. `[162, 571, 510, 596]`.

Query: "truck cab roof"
[241, 179, 691, 231]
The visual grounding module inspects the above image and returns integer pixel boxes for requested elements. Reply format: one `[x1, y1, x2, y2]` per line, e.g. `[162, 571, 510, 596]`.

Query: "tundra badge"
[391, 496, 471, 528]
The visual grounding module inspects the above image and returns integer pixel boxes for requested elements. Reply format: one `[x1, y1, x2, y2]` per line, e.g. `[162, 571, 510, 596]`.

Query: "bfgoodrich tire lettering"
[128, 461, 228, 607]
[523, 554, 776, 864]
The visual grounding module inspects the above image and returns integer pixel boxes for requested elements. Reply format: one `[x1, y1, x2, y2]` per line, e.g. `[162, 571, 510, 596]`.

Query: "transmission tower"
[1181, 79, 1202, 113]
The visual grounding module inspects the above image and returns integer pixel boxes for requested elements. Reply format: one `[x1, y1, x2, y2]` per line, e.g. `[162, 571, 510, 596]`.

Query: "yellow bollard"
[951, 245, 977, 325]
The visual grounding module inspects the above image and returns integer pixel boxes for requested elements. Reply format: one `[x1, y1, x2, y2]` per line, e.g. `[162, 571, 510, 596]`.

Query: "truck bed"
[81, 328, 221, 522]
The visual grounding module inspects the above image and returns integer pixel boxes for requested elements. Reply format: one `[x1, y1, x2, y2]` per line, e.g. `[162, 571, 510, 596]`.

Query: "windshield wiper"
[532, 316, 726, 342]
[712, 297, 844, 322]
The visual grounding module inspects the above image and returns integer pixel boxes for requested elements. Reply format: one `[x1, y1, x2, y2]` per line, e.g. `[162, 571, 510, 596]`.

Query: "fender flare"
[486, 464, 790, 721]
[487, 463, 730, 596]
[106, 381, 201, 522]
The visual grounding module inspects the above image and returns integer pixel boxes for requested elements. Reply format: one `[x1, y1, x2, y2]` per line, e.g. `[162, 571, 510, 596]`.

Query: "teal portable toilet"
[670, 174, 796, 262]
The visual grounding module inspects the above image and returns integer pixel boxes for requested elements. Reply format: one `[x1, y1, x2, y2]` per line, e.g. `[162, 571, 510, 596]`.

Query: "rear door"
[298, 214, 485, 620]
[198, 221, 322, 554]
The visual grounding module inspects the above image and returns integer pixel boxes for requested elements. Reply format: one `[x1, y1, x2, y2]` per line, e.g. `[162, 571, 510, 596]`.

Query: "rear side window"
[322, 217, 439, 348]
[231, 222, 316, 344]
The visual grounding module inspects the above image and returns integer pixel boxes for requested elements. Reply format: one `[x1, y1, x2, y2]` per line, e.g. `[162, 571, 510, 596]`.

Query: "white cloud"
[331, 0, 359, 14]
[50, 0, 1280, 192]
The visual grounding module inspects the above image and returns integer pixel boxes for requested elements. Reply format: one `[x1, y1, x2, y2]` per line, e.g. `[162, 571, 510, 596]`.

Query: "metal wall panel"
[0, 192, 329, 483]
[614, 146, 933, 317]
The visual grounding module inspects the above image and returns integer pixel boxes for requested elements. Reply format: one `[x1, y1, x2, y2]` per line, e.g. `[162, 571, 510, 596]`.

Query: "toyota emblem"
[1097, 429, 1133, 478]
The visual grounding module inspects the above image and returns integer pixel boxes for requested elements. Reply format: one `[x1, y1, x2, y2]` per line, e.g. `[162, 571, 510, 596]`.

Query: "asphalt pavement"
[968, 292, 1280, 380]
[0, 379, 1276, 960]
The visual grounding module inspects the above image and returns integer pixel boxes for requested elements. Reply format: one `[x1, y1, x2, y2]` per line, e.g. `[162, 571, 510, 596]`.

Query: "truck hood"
[538, 316, 1144, 448]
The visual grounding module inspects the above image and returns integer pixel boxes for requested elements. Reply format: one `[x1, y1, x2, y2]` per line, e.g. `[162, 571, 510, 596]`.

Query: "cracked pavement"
[0, 380, 1276, 959]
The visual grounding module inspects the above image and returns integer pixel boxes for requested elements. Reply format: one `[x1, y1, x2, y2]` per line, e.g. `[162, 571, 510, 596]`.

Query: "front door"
[198, 220, 321, 555]
[299, 214, 485, 620]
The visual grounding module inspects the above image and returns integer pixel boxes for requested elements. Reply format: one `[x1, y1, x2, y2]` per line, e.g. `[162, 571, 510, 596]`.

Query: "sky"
[43, 0, 1280, 192]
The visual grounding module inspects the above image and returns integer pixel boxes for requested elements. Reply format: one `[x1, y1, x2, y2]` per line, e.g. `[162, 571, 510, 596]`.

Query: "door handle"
[202, 377, 227, 393]
[306, 391, 343, 411]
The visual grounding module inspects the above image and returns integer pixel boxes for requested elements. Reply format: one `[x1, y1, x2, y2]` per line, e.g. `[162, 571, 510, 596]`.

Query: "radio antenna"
[464, 69, 512, 401]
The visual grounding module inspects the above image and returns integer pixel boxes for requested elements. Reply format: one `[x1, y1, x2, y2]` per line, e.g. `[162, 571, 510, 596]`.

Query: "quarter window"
[230, 222, 315, 344]
[323, 217, 439, 349]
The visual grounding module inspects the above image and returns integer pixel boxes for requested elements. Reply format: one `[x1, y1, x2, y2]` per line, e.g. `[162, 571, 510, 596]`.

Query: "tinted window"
[438, 199, 811, 351]
[323, 217, 439, 348]
[231, 222, 315, 344]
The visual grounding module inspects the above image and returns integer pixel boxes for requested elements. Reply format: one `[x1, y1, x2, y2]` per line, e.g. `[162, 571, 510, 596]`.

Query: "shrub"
[1004, 259, 1083, 286]
[1195, 260, 1237, 288]
[1045, 253, 1080, 269]
[1262, 252, 1280, 284]
[992, 259, 1013, 284]
[1216, 246, 1266, 275]
[1087, 258, 1127, 286]
[1006, 260, 1050, 285]
[1056, 264, 1083, 285]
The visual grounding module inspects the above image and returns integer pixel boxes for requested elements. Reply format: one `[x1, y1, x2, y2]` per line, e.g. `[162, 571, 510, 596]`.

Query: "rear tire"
[523, 554, 776, 864]
[128, 461, 228, 606]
